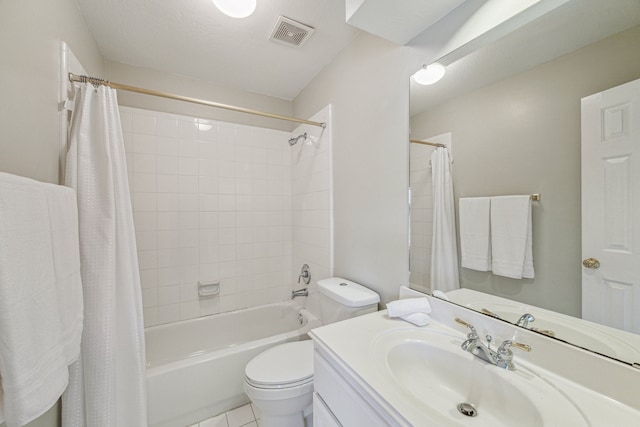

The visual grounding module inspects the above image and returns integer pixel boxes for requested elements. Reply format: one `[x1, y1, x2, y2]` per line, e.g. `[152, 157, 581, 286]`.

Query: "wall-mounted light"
[413, 63, 446, 85]
[212, 0, 256, 18]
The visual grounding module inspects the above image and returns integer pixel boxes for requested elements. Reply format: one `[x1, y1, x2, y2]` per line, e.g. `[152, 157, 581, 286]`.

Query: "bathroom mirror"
[408, 0, 640, 366]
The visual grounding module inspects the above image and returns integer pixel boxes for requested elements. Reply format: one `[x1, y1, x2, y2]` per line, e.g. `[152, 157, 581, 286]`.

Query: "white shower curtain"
[62, 83, 147, 426]
[430, 147, 460, 293]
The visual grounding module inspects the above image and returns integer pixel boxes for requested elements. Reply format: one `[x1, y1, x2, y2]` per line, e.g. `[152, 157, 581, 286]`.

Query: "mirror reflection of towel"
[490, 195, 534, 279]
[459, 197, 491, 271]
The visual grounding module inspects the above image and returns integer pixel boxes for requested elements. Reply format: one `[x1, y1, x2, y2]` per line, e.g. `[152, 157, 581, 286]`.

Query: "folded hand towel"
[459, 197, 492, 271]
[0, 173, 83, 427]
[432, 290, 450, 301]
[399, 312, 431, 327]
[386, 297, 432, 318]
[490, 195, 534, 279]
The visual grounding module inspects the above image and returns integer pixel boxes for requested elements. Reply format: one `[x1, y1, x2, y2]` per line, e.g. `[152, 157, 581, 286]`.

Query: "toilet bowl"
[243, 340, 314, 427]
[244, 277, 379, 427]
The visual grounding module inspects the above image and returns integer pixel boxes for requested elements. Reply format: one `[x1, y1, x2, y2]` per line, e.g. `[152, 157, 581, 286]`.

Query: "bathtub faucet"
[298, 264, 311, 285]
[291, 288, 309, 300]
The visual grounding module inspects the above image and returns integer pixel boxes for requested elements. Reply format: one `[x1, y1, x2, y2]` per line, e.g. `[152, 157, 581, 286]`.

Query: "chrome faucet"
[291, 287, 309, 300]
[516, 313, 535, 328]
[456, 318, 531, 371]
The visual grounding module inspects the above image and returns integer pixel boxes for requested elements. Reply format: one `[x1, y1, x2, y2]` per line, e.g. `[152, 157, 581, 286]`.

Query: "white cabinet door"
[581, 78, 640, 333]
[313, 393, 342, 427]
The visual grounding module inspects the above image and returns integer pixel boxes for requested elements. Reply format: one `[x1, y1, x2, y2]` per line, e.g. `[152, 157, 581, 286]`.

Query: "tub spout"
[291, 288, 309, 299]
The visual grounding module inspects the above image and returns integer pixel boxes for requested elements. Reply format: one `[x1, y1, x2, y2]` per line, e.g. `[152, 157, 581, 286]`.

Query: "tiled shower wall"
[409, 143, 434, 292]
[291, 106, 333, 291]
[120, 106, 295, 327]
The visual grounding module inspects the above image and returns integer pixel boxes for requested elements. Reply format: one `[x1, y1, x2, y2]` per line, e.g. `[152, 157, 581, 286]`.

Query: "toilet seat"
[245, 340, 314, 389]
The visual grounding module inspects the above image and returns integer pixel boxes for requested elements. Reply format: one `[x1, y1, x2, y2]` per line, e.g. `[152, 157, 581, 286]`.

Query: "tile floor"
[188, 403, 262, 427]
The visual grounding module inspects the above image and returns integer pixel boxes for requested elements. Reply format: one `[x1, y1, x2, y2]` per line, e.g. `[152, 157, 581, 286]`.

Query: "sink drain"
[457, 402, 478, 417]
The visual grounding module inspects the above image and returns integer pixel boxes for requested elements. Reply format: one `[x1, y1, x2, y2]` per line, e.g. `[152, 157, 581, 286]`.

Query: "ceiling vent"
[269, 16, 315, 48]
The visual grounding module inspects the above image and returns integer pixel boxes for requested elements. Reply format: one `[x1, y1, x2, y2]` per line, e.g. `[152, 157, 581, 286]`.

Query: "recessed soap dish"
[198, 281, 220, 299]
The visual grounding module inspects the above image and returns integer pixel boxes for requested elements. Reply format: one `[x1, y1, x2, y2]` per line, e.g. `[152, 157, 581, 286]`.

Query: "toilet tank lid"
[317, 278, 380, 307]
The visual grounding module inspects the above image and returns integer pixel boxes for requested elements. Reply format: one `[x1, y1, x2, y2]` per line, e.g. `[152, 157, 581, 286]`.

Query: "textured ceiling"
[75, 0, 360, 100]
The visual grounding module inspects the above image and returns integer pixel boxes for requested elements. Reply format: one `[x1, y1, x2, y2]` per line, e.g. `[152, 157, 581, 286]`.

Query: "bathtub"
[145, 301, 321, 427]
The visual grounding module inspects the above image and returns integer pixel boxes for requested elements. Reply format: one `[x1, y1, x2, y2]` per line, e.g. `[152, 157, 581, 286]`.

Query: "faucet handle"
[298, 264, 311, 285]
[455, 318, 479, 339]
[498, 340, 532, 354]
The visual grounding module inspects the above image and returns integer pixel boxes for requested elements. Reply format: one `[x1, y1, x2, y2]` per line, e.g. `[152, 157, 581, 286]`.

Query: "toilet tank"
[317, 278, 380, 324]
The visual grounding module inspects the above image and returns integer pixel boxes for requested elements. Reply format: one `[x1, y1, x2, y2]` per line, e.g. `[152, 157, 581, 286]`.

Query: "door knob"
[582, 258, 600, 269]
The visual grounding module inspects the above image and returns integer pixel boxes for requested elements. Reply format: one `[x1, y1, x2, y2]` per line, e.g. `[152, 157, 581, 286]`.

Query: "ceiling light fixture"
[212, 0, 256, 18]
[413, 63, 446, 85]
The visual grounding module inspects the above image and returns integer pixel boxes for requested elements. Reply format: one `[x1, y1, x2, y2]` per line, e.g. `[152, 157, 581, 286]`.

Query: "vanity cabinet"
[313, 346, 408, 427]
[310, 308, 640, 427]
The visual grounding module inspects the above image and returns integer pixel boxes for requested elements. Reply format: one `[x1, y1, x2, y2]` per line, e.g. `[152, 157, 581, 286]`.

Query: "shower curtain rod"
[68, 73, 326, 129]
[410, 138, 446, 148]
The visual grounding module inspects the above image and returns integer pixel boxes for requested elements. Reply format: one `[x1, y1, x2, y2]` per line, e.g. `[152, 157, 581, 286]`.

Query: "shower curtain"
[62, 83, 147, 426]
[430, 147, 460, 293]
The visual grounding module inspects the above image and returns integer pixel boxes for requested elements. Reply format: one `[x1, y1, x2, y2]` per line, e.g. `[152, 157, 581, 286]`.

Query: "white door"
[581, 78, 640, 334]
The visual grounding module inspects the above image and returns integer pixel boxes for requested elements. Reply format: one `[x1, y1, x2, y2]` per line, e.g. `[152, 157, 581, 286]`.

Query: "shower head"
[288, 132, 308, 146]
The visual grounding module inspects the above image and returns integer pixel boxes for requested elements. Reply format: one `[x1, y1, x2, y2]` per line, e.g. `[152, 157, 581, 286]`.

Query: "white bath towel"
[386, 297, 432, 318]
[459, 197, 492, 271]
[490, 195, 534, 279]
[42, 183, 84, 365]
[0, 173, 80, 427]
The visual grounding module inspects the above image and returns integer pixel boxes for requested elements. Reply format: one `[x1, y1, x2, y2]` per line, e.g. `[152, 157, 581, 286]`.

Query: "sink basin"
[372, 329, 588, 426]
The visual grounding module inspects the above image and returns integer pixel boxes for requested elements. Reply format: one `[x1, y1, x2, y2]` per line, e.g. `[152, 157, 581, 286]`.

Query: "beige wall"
[0, 1, 104, 425]
[293, 33, 411, 304]
[0, 0, 104, 185]
[410, 26, 640, 316]
[106, 61, 294, 132]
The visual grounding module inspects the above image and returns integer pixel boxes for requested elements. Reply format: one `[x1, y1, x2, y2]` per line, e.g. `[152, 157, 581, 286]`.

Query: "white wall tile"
[134, 212, 157, 231]
[133, 153, 157, 174]
[133, 133, 156, 154]
[140, 269, 158, 289]
[199, 297, 220, 316]
[180, 282, 198, 302]
[157, 174, 178, 193]
[179, 157, 198, 175]
[180, 301, 200, 320]
[143, 307, 158, 327]
[119, 107, 133, 132]
[136, 231, 157, 251]
[181, 265, 199, 283]
[133, 173, 156, 193]
[158, 267, 180, 286]
[157, 137, 179, 156]
[132, 113, 156, 135]
[179, 140, 199, 158]
[156, 117, 178, 138]
[178, 120, 199, 140]
[158, 155, 178, 174]
[157, 212, 179, 230]
[198, 124, 217, 143]
[157, 193, 178, 212]
[127, 107, 330, 327]
[158, 285, 180, 305]
[158, 304, 179, 324]
[142, 288, 158, 308]
[138, 250, 158, 270]
[133, 193, 157, 212]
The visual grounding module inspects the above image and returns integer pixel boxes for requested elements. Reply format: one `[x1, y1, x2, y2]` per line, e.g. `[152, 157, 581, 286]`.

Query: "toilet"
[243, 277, 380, 427]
